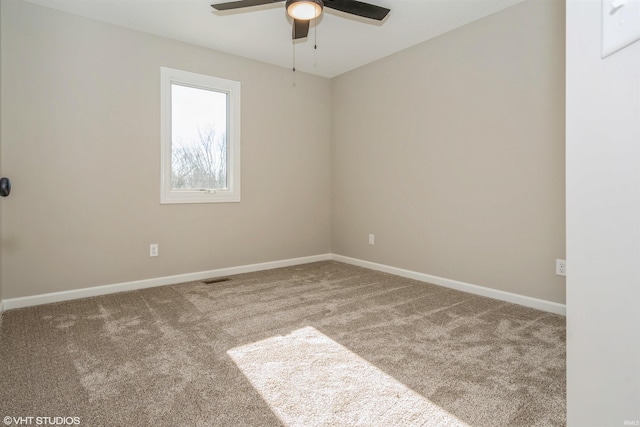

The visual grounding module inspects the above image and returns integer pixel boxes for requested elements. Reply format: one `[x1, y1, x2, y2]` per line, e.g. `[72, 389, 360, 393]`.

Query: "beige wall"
[331, 0, 566, 303]
[1, 0, 566, 306]
[0, 0, 331, 299]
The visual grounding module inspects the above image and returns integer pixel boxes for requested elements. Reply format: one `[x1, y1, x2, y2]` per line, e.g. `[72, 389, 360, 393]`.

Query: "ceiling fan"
[211, 0, 391, 40]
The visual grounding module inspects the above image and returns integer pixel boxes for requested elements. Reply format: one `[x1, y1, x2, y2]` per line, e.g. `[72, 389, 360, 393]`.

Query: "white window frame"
[160, 67, 241, 204]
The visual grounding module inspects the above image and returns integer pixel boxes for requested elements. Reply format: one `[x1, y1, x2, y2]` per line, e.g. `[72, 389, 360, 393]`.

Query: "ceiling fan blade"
[324, 0, 390, 21]
[211, 0, 284, 11]
[292, 19, 310, 40]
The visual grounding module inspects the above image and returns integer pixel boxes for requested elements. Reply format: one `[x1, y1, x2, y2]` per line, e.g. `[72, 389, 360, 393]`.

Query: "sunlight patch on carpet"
[227, 326, 470, 427]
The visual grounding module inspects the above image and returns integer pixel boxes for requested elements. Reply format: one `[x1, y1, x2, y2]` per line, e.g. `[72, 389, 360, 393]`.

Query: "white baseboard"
[331, 254, 566, 316]
[2, 254, 332, 311]
[1, 253, 566, 316]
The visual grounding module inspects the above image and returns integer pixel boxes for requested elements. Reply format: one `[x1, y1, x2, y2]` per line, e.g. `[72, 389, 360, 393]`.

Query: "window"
[161, 67, 241, 204]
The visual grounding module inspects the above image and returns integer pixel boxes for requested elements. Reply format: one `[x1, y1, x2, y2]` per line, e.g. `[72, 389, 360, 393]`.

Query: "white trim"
[2, 254, 331, 311]
[331, 254, 566, 316]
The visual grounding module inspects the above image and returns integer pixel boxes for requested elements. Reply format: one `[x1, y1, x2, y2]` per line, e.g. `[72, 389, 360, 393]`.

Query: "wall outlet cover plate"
[602, 0, 640, 58]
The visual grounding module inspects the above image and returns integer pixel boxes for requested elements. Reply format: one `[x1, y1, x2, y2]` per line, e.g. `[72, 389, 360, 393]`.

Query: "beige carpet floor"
[0, 261, 565, 426]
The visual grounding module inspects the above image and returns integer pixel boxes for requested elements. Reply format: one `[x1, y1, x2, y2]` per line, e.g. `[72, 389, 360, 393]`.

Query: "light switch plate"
[602, 0, 640, 58]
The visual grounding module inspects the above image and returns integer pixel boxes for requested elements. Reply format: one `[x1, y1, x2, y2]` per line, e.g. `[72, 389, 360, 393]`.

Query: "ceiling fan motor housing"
[211, 0, 390, 41]
[286, 0, 324, 20]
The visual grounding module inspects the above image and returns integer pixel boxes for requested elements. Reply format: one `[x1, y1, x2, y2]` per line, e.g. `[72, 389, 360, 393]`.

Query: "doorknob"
[0, 177, 11, 197]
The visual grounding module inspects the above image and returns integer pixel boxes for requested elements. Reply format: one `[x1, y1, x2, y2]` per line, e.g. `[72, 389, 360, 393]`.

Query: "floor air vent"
[202, 277, 231, 284]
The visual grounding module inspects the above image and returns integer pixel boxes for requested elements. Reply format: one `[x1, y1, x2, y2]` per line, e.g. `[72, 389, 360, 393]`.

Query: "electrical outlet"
[150, 243, 159, 257]
[368, 234, 375, 245]
[556, 259, 566, 276]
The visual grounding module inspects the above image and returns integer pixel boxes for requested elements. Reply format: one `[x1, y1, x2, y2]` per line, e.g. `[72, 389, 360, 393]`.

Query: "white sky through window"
[171, 84, 227, 147]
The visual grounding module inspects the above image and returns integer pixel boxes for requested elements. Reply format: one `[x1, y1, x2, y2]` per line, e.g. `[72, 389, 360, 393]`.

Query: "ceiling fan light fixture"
[286, 0, 323, 20]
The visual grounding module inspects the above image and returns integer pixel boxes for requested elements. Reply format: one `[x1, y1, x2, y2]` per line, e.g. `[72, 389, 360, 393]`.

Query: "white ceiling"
[23, 0, 526, 78]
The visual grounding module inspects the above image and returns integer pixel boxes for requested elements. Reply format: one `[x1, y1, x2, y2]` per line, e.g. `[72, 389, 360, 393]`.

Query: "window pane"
[171, 84, 228, 191]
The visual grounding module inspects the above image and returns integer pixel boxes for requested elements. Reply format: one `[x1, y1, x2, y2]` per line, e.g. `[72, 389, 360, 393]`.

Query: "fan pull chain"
[313, 17, 318, 68]
[292, 38, 296, 87]
[292, 23, 296, 73]
[314, 17, 318, 50]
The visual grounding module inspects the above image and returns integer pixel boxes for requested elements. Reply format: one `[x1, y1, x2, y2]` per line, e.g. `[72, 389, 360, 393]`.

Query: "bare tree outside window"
[171, 126, 228, 190]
